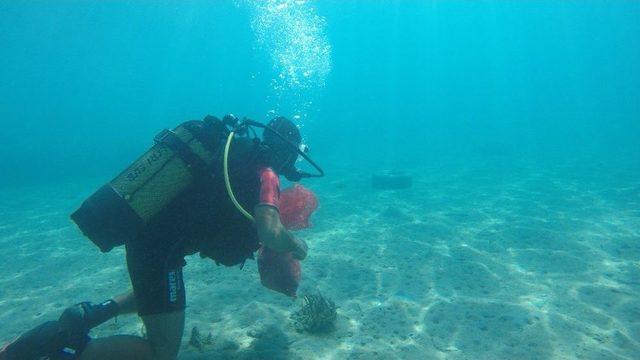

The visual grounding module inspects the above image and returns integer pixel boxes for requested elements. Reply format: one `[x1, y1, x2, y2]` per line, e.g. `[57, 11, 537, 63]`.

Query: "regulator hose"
[223, 131, 255, 222]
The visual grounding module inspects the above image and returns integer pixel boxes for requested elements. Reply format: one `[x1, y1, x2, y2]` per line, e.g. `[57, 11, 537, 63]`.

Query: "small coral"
[189, 326, 213, 352]
[291, 293, 337, 334]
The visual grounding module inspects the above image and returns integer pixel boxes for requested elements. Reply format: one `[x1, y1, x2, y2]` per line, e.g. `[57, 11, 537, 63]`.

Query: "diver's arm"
[255, 205, 307, 260]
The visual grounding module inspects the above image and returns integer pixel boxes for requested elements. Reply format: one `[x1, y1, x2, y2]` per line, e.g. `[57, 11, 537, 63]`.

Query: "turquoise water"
[1, 1, 639, 359]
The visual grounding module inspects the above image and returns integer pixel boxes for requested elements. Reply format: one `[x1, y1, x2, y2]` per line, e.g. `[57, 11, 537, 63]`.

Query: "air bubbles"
[240, 0, 332, 122]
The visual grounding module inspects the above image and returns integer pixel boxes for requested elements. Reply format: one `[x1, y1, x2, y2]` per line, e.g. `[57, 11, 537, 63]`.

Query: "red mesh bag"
[279, 184, 319, 230]
[258, 184, 318, 297]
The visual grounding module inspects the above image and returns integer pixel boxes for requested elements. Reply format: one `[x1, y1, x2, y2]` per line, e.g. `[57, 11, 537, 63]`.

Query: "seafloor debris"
[371, 170, 413, 190]
[291, 293, 337, 334]
[188, 326, 213, 351]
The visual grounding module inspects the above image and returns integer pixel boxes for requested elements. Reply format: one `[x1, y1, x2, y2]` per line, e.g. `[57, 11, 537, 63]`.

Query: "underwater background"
[1, 1, 639, 359]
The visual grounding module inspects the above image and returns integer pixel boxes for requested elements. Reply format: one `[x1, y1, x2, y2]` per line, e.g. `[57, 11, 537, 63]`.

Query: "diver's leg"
[124, 234, 187, 360]
[76, 290, 155, 359]
[143, 310, 185, 360]
[76, 291, 153, 359]
[79, 310, 185, 360]
[0, 293, 138, 360]
[71, 288, 185, 360]
[113, 291, 138, 314]
[79, 335, 152, 360]
[0, 297, 160, 360]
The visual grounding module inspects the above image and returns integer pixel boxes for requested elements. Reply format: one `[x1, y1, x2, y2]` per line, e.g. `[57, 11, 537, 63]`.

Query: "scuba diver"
[0, 114, 324, 360]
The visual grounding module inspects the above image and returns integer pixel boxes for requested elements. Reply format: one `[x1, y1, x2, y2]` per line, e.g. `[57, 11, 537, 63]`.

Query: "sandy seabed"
[0, 160, 638, 359]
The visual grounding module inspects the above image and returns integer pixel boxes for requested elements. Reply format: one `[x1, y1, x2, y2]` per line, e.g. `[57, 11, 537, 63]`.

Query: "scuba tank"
[71, 114, 325, 253]
[71, 116, 227, 252]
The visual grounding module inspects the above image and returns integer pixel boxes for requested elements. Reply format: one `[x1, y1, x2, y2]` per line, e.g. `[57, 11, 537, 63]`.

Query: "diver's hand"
[292, 237, 308, 261]
[255, 205, 308, 260]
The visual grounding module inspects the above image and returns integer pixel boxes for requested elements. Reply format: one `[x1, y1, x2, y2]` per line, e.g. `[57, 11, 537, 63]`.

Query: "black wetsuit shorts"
[125, 233, 186, 316]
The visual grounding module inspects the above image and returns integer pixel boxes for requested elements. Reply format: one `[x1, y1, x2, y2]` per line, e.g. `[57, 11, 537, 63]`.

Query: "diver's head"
[262, 116, 302, 179]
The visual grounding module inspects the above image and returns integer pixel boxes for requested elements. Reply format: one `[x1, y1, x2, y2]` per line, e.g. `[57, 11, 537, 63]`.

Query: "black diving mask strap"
[295, 151, 324, 178]
[239, 118, 325, 178]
